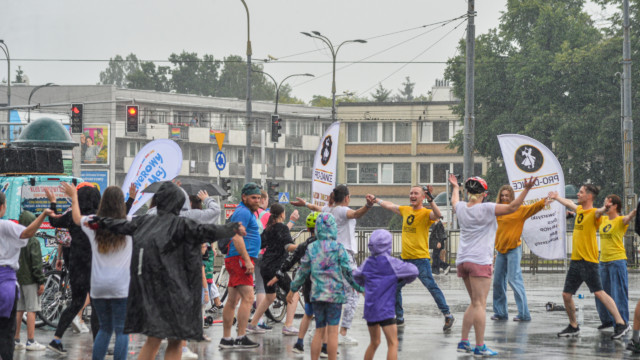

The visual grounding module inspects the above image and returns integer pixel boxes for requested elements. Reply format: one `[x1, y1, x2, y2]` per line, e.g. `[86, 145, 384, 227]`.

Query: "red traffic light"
[72, 106, 80, 114]
[127, 106, 137, 116]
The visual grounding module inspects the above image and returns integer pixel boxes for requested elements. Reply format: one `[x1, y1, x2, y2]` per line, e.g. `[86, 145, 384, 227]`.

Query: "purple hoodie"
[353, 229, 419, 323]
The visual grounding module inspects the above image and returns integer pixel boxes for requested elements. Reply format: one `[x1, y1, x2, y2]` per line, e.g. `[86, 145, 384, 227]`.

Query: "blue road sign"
[278, 192, 290, 204]
[215, 151, 226, 171]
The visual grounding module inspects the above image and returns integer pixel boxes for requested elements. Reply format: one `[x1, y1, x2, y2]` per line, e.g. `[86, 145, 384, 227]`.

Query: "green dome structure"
[11, 117, 78, 149]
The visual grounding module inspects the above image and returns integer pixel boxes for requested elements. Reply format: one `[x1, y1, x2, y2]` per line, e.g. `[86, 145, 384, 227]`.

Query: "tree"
[14, 66, 26, 83]
[310, 95, 332, 107]
[216, 55, 275, 100]
[371, 83, 392, 102]
[100, 54, 142, 88]
[398, 76, 415, 101]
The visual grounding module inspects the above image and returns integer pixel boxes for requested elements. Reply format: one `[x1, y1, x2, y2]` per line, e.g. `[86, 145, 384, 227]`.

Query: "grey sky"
[1, 1, 611, 103]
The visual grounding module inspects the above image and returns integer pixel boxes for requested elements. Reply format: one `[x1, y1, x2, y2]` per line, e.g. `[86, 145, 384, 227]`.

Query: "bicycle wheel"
[215, 267, 229, 303]
[39, 270, 69, 328]
[21, 312, 46, 328]
[265, 287, 287, 323]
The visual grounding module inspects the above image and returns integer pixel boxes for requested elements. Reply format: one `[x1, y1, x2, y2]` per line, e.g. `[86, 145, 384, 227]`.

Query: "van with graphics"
[0, 174, 82, 258]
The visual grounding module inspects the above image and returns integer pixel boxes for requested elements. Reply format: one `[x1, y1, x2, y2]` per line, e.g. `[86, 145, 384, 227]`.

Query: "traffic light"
[267, 181, 280, 206]
[221, 178, 231, 199]
[126, 105, 139, 133]
[270, 114, 282, 143]
[70, 104, 83, 134]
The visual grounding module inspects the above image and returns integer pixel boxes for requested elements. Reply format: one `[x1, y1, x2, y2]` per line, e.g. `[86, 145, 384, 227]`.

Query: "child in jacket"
[353, 229, 419, 360]
[288, 213, 364, 360]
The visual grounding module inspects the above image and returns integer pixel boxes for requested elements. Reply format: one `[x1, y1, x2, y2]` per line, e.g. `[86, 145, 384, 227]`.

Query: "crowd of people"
[2, 175, 640, 360]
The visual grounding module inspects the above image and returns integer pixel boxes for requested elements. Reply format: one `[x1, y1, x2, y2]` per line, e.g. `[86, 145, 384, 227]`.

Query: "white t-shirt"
[0, 221, 27, 270]
[81, 216, 132, 299]
[322, 205, 357, 253]
[454, 202, 497, 266]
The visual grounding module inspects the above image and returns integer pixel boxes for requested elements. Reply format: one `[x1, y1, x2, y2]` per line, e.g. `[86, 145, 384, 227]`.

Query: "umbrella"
[142, 179, 227, 197]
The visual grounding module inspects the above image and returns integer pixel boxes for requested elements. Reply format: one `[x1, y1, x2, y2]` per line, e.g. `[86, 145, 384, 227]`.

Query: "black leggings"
[54, 279, 99, 340]
[0, 286, 18, 360]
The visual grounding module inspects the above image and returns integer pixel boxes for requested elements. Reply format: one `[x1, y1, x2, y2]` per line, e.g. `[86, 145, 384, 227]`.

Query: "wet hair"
[95, 186, 127, 254]
[582, 184, 600, 198]
[606, 194, 622, 213]
[265, 203, 285, 230]
[332, 185, 350, 203]
[189, 195, 202, 210]
[495, 185, 514, 204]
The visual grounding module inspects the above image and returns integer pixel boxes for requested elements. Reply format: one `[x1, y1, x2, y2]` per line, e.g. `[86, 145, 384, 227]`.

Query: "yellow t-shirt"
[399, 206, 435, 260]
[571, 206, 602, 263]
[599, 215, 628, 262]
[495, 199, 546, 254]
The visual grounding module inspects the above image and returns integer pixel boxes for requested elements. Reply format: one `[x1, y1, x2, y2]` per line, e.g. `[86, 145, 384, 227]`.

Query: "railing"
[229, 163, 245, 177]
[168, 125, 189, 140]
[189, 161, 209, 175]
[285, 135, 302, 148]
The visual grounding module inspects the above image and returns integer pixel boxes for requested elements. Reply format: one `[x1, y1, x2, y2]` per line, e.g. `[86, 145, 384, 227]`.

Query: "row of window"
[346, 162, 483, 185]
[346, 121, 460, 144]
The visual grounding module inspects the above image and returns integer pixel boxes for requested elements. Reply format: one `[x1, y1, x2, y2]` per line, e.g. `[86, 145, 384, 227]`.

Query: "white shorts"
[17, 283, 41, 312]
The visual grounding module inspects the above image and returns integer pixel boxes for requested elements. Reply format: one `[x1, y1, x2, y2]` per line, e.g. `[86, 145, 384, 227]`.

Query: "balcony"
[116, 157, 124, 171]
[168, 125, 189, 141]
[229, 163, 245, 177]
[285, 135, 302, 148]
[302, 167, 312, 179]
[189, 161, 209, 175]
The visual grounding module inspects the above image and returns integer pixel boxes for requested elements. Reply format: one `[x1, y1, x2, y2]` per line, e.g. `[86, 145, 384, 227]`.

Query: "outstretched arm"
[20, 209, 54, 239]
[448, 174, 460, 208]
[368, 193, 401, 215]
[623, 208, 637, 225]
[290, 197, 322, 212]
[548, 191, 578, 212]
[495, 177, 537, 216]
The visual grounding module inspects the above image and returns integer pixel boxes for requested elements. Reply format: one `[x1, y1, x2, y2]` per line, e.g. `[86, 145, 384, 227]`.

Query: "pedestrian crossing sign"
[278, 192, 289, 204]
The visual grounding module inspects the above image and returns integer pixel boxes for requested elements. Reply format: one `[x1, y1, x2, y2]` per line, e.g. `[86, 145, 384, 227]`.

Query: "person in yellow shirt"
[549, 185, 629, 339]
[367, 186, 455, 332]
[492, 185, 549, 322]
[594, 194, 635, 330]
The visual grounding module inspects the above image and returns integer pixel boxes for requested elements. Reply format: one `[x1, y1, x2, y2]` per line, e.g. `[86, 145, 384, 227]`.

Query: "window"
[419, 163, 431, 183]
[382, 123, 394, 142]
[395, 122, 411, 142]
[381, 163, 393, 184]
[453, 163, 463, 177]
[394, 163, 411, 183]
[360, 123, 378, 142]
[433, 122, 450, 142]
[129, 142, 137, 157]
[347, 123, 359, 143]
[359, 163, 378, 183]
[237, 149, 244, 164]
[433, 163, 449, 183]
[346, 163, 358, 184]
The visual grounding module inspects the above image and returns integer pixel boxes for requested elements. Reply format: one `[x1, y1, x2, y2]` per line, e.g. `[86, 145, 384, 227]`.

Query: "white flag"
[121, 139, 183, 215]
[498, 134, 566, 259]
[311, 122, 340, 208]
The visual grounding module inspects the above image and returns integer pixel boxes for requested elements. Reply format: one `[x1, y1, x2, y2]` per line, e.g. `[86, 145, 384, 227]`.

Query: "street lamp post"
[253, 70, 314, 182]
[0, 40, 10, 123]
[240, 0, 253, 184]
[28, 83, 57, 123]
[301, 31, 366, 121]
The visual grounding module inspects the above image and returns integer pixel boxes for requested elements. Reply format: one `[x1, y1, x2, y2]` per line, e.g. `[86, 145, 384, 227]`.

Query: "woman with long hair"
[61, 184, 131, 360]
[450, 174, 535, 357]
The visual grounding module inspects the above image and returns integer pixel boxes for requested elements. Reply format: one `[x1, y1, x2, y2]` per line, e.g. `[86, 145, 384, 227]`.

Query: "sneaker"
[320, 349, 329, 358]
[283, 326, 300, 336]
[443, 314, 455, 332]
[443, 265, 451, 275]
[105, 349, 114, 359]
[71, 316, 82, 333]
[627, 339, 640, 353]
[246, 324, 266, 334]
[597, 323, 614, 330]
[181, 346, 198, 359]
[47, 340, 67, 355]
[457, 340, 472, 353]
[513, 316, 531, 322]
[338, 334, 358, 345]
[473, 344, 498, 356]
[612, 322, 631, 340]
[490, 315, 507, 321]
[218, 338, 234, 349]
[14, 340, 25, 350]
[201, 334, 212, 342]
[79, 321, 90, 334]
[557, 324, 580, 337]
[25, 340, 46, 351]
[258, 322, 273, 331]
[396, 318, 405, 327]
[234, 336, 260, 348]
[292, 343, 305, 354]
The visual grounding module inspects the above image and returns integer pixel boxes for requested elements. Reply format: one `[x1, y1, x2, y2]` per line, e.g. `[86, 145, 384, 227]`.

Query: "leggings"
[55, 278, 99, 339]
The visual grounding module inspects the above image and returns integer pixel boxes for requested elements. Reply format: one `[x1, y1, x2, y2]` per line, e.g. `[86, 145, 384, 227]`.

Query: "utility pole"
[240, 0, 253, 184]
[622, 0, 636, 263]
[463, 0, 476, 187]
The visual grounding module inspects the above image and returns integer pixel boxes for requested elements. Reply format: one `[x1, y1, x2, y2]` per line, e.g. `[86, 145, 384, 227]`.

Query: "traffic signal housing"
[267, 181, 280, 206]
[270, 114, 282, 143]
[126, 105, 139, 133]
[221, 178, 231, 199]
[70, 104, 83, 134]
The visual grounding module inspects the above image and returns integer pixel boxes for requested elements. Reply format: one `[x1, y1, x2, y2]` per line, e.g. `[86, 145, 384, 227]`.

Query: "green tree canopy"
[371, 83, 392, 102]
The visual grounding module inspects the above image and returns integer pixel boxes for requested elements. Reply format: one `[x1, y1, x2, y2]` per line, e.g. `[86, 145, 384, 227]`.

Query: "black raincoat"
[94, 182, 239, 340]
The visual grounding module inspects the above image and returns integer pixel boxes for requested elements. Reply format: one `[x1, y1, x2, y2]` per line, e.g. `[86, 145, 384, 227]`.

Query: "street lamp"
[0, 40, 10, 122]
[301, 31, 366, 121]
[28, 83, 57, 123]
[239, 0, 253, 184]
[252, 70, 314, 181]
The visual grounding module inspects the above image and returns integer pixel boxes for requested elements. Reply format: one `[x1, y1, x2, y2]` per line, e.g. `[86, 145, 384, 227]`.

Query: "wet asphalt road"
[12, 272, 640, 359]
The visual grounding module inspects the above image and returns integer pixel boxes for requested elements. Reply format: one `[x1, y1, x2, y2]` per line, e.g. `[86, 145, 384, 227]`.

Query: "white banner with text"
[311, 122, 340, 208]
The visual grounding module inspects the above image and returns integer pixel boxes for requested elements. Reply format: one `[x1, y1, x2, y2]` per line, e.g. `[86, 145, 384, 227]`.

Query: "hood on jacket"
[18, 210, 36, 227]
[154, 182, 186, 216]
[315, 213, 337, 241]
[368, 229, 392, 256]
[78, 186, 101, 215]
[180, 188, 191, 212]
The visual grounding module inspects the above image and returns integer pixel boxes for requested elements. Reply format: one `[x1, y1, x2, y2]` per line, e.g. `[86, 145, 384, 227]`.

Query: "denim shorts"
[313, 301, 342, 328]
[304, 302, 314, 316]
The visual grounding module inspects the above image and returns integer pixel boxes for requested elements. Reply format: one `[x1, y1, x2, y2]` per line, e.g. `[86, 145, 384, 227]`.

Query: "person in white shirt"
[450, 174, 535, 357]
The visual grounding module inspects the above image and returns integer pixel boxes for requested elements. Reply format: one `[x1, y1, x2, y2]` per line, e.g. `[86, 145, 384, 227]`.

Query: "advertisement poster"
[81, 124, 109, 165]
[311, 121, 340, 208]
[80, 170, 109, 194]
